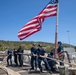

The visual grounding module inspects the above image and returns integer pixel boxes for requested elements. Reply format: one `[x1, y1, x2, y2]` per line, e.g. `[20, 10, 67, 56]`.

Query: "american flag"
[18, 0, 58, 40]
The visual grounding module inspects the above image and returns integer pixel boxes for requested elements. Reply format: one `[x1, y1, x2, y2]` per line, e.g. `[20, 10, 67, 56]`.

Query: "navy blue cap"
[38, 44, 42, 47]
[58, 41, 62, 45]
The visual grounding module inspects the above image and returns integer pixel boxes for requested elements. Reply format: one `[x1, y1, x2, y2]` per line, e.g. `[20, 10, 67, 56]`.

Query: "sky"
[0, 0, 76, 46]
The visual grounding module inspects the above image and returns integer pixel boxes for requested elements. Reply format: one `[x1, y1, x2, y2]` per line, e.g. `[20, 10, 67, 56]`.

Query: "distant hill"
[0, 40, 76, 52]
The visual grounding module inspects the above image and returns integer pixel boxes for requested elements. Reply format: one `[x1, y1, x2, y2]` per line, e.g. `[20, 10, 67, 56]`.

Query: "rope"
[46, 57, 76, 67]
[23, 53, 76, 67]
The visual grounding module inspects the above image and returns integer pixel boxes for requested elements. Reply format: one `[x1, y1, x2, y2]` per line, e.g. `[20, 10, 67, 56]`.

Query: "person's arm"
[21, 48, 24, 53]
[39, 53, 47, 58]
[39, 49, 47, 58]
[48, 54, 53, 58]
[59, 46, 64, 53]
[33, 48, 38, 56]
[30, 47, 34, 56]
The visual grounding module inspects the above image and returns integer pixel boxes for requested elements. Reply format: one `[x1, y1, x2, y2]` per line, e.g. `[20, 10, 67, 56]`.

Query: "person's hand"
[39, 55, 47, 58]
[33, 54, 36, 56]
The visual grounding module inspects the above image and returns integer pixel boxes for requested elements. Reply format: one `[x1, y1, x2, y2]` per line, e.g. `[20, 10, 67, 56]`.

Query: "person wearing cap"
[7, 48, 13, 66]
[47, 50, 58, 72]
[57, 41, 64, 66]
[13, 48, 18, 66]
[37, 44, 52, 74]
[30, 44, 38, 70]
[17, 46, 24, 67]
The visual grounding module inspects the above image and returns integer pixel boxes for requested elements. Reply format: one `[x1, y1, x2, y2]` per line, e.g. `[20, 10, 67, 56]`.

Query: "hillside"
[0, 40, 76, 52]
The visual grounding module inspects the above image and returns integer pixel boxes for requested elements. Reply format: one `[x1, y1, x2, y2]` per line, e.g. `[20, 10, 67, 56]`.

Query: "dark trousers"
[18, 54, 23, 66]
[38, 58, 51, 71]
[31, 56, 38, 69]
[7, 55, 12, 66]
[48, 60, 57, 71]
[59, 55, 64, 66]
[14, 54, 18, 66]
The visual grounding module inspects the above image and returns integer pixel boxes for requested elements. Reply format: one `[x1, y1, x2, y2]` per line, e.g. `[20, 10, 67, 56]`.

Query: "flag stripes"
[18, 0, 58, 40]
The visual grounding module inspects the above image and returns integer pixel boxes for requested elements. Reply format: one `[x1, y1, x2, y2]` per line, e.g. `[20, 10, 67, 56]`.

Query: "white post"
[54, 0, 59, 58]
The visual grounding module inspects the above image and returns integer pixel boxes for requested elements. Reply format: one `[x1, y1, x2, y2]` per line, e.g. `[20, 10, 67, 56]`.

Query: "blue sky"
[0, 0, 76, 46]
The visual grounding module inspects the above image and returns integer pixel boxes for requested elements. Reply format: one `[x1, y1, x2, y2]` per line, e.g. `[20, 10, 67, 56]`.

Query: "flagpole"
[54, 0, 59, 58]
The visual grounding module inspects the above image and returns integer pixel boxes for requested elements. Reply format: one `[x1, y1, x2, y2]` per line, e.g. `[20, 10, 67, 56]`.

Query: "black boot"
[49, 70, 52, 74]
[40, 69, 43, 73]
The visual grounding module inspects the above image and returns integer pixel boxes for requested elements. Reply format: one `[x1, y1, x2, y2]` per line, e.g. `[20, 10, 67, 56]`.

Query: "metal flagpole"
[54, 0, 59, 58]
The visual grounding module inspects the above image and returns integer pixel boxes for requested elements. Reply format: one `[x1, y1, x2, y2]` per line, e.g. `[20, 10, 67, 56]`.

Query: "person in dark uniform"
[13, 48, 18, 66]
[17, 46, 24, 67]
[47, 51, 58, 72]
[57, 41, 64, 66]
[37, 44, 52, 74]
[30, 44, 38, 70]
[7, 48, 12, 66]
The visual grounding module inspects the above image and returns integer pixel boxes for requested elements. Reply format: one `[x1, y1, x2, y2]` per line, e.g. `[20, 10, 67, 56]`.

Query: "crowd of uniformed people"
[6, 46, 24, 67]
[5, 41, 64, 74]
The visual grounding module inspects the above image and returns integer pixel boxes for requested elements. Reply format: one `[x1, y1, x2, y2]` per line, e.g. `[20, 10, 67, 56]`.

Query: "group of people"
[5, 41, 64, 74]
[30, 41, 64, 74]
[6, 46, 24, 67]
